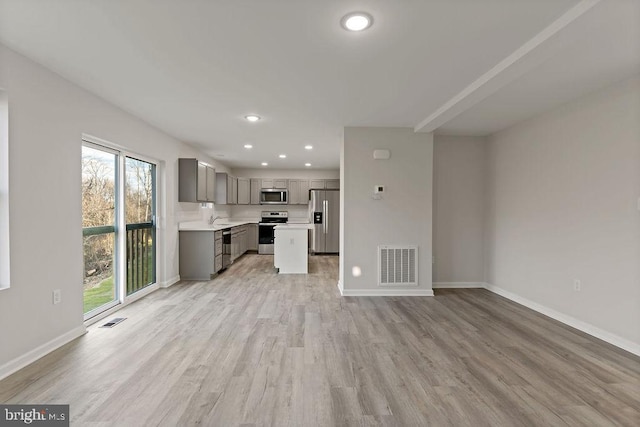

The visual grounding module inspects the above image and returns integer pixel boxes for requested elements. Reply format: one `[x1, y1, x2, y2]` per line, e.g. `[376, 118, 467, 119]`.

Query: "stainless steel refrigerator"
[309, 189, 340, 254]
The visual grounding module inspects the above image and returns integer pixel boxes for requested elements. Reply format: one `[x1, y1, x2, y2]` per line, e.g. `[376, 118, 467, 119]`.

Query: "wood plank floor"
[1, 255, 639, 426]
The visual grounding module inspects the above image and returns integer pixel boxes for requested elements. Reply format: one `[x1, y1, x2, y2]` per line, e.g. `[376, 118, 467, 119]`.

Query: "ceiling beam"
[414, 0, 601, 134]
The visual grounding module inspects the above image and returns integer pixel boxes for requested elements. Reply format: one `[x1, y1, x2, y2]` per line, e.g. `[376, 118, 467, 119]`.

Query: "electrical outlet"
[52, 289, 62, 305]
[573, 279, 581, 291]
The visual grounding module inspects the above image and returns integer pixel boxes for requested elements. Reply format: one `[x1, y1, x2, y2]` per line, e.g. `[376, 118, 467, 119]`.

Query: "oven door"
[258, 224, 276, 254]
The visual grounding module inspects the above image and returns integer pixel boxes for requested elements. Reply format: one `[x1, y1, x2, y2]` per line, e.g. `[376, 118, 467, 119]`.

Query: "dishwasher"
[223, 227, 242, 268]
[222, 230, 232, 270]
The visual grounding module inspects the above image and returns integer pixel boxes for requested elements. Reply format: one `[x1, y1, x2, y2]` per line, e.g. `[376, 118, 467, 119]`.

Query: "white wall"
[485, 75, 640, 347]
[0, 89, 9, 289]
[433, 136, 486, 284]
[341, 127, 433, 295]
[229, 168, 339, 220]
[0, 44, 222, 373]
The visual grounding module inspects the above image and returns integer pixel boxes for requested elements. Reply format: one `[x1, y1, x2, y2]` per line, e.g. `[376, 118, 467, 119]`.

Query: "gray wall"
[485, 75, 640, 346]
[433, 136, 486, 284]
[341, 127, 433, 294]
[0, 44, 217, 372]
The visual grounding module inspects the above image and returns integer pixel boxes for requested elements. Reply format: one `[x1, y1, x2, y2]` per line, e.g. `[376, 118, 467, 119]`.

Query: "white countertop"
[178, 220, 258, 231]
[274, 223, 313, 230]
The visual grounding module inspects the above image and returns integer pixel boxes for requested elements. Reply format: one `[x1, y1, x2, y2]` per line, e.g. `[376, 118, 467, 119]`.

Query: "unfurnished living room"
[0, 1, 639, 426]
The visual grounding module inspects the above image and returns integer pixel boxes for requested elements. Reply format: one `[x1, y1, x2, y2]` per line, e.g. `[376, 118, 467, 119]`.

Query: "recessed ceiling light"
[279, 154, 287, 159]
[245, 115, 261, 122]
[261, 162, 268, 166]
[305, 163, 311, 167]
[304, 145, 313, 150]
[341, 12, 373, 32]
[244, 144, 253, 149]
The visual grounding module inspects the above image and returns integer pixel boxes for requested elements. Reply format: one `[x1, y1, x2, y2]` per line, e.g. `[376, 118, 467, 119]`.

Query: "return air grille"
[378, 246, 418, 286]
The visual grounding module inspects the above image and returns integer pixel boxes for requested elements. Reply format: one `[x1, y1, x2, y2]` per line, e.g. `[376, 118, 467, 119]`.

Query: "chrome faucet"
[208, 215, 220, 225]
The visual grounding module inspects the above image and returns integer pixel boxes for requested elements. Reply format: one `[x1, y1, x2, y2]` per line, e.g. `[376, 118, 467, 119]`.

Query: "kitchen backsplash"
[230, 205, 309, 220]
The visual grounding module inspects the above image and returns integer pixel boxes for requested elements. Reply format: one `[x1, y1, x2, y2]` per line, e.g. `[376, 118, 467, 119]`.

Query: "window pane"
[83, 232, 116, 313]
[125, 157, 154, 223]
[82, 145, 118, 315]
[82, 146, 116, 228]
[125, 157, 156, 294]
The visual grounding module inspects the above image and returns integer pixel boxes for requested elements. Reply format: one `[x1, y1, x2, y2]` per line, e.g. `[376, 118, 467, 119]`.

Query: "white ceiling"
[1, 0, 635, 169]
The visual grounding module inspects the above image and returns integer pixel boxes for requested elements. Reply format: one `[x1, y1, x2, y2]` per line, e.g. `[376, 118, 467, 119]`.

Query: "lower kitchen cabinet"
[247, 224, 258, 251]
[214, 231, 223, 273]
[179, 230, 223, 280]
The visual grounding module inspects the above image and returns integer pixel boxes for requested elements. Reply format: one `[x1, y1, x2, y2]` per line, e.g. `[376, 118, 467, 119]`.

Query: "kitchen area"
[177, 158, 340, 280]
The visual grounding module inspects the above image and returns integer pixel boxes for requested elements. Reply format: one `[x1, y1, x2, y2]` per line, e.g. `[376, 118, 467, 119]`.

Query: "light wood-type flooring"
[1, 255, 639, 426]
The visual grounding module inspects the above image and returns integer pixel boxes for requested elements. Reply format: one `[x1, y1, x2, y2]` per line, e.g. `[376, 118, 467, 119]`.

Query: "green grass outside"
[83, 276, 115, 314]
[83, 251, 155, 314]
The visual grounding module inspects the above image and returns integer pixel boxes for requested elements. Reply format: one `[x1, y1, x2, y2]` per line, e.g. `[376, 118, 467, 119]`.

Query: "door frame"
[82, 134, 160, 320]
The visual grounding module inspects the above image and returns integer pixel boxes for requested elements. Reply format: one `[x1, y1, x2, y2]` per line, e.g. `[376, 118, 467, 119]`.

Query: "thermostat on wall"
[374, 185, 384, 193]
[373, 149, 391, 160]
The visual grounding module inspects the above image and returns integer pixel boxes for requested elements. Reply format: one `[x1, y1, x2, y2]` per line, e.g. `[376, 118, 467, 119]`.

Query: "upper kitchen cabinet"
[261, 178, 287, 189]
[250, 178, 261, 205]
[288, 179, 310, 205]
[325, 179, 340, 190]
[309, 179, 339, 190]
[237, 177, 250, 205]
[215, 172, 237, 204]
[178, 158, 215, 203]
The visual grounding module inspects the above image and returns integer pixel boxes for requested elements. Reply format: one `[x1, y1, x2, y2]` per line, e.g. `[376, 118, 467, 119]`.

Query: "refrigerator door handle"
[324, 200, 328, 234]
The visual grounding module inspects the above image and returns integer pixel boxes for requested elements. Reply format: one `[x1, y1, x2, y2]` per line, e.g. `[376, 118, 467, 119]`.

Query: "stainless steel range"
[258, 211, 288, 254]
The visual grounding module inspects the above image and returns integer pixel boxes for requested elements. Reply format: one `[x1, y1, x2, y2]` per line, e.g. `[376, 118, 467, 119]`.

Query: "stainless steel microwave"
[260, 189, 288, 205]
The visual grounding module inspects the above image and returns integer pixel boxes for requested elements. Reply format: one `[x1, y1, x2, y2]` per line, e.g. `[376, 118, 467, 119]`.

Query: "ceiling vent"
[378, 245, 418, 286]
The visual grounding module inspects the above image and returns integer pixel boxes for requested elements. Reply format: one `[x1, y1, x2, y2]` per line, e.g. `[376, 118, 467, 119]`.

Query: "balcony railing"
[126, 222, 155, 295]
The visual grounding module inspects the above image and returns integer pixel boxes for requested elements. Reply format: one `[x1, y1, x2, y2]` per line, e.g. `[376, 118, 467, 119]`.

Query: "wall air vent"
[378, 245, 418, 286]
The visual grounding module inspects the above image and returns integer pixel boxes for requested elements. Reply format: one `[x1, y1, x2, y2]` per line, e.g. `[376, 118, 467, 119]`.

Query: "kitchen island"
[273, 223, 313, 274]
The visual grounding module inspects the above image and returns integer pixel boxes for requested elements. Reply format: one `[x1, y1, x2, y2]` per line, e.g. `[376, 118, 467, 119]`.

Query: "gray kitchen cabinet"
[247, 224, 258, 251]
[237, 177, 250, 205]
[179, 230, 223, 280]
[309, 179, 325, 189]
[308, 179, 339, 190]
[250, 179, 261, 205]
[299, 179, 310, 204]
[273, 178, 287, 188]
[215, 172, 237, 204]
[206, 167, 216, 201]
[325, 179, 340, 190]
[230, 225, 248, 262]
[261, 178, 287, 189]
[214, 231, 223, 273]
[288, 179, 310, 205]
[179, 158, 215, 203]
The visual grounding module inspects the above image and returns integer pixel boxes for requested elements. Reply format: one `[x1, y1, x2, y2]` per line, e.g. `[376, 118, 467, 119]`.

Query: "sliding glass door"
[82, 144, 120, 316]
[82, 142, 157, 319]
[125, 157, 156, 295]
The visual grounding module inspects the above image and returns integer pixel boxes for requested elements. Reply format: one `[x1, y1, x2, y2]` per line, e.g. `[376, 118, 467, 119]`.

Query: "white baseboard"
[340, 288, 434, 297]
[160, 275, 180, 288]
[484, 282, 640, 357]
[433, 282, 485, 289]
[337, 280, 343, 294]
[0, 325, 87, 381]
